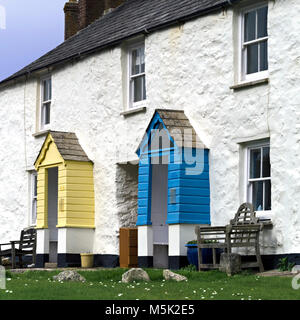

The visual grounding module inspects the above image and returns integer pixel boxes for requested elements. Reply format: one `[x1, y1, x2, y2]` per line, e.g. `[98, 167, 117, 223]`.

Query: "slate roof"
[50, 131, 91, 162]
[1, 0, 230, 85]
[138, 109, 207, 153]
[156, 109, 207, 149]
[35, 131, 91, 166]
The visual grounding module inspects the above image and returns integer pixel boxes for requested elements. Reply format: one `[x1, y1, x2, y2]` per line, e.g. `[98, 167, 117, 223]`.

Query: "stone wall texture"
[116, 164, 138, 229]
[0, 1, 299, 255]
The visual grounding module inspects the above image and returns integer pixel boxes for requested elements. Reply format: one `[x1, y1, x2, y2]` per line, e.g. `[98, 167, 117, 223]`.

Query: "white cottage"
[0, 0, 299, 269]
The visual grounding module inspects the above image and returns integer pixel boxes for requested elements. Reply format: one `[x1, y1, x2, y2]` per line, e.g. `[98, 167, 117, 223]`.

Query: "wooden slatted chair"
[195, 225, 227, 270]
[0, 227, 37, 269]
[195, 203, 264, 272]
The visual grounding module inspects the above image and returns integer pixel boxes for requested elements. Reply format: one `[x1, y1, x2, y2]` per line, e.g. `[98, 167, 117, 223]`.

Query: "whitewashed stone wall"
[0, 0, 300, 256]
[116, 164, 138, 229]
[0, 79, 41, 242]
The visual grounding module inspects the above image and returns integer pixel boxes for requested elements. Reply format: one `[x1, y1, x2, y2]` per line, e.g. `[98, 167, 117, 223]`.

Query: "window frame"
[127, 42, 146, 109]
[239, 2, 269, 83]
[246, 141, 271, 212]
[40, 75, 52, 131]
[29, 171, 38, 226]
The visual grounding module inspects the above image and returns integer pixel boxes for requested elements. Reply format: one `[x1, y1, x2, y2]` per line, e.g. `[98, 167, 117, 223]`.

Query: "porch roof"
[137, 109, 207, 156]
[34, 131, 91, 168]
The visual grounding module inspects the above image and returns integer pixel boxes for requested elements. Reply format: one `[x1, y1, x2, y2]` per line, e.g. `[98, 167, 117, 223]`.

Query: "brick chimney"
[78, 0, 125, 29]
[64, 0, 79, 40]
[64, 0, 125, 40]
[78, 0, 104, 30]
[103, 0, 125, 15]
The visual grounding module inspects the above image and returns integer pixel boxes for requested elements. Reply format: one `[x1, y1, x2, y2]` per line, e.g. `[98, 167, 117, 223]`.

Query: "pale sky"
[0, 0, 67, 81]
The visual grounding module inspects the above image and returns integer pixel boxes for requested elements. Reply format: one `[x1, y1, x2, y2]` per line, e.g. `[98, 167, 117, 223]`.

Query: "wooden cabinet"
[119, 228, 138, 268]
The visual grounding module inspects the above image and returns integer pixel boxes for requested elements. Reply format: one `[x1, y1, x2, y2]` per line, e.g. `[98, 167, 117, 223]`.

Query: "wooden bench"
[195, 203, 264, 272]
[0, 227, 37, 269]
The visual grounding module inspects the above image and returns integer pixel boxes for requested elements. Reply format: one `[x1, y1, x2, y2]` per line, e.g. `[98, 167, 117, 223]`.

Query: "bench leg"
[212, 248, 217, 266]
[11, 246, 16, 269]
[255, 240, 264, 273]
[198, 247, 203, 271]
[19, 255, 23, 268]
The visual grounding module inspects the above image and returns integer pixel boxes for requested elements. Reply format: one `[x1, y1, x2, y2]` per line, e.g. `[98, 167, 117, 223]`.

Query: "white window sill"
[32, 129, 50, 138]
[256, 211, 274, 229]
[256, 210, 273, 222]
[120, 106, 147, 117]
[230, 77, 269, 90]
[256, 210, 273, 217]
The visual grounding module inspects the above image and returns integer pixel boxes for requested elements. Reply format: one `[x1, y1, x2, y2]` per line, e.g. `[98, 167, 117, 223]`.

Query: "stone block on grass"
[53, 270, 86, 282]
[122, 268, 150, 283]
[163, 269, 187, 282]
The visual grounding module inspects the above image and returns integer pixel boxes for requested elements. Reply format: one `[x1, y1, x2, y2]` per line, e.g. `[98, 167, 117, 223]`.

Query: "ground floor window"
[247, 141, 271, 211]
[30, 171, 37, 225]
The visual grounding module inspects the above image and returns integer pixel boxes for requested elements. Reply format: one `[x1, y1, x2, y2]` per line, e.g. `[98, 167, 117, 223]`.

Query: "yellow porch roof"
[34, 131, 91, 169]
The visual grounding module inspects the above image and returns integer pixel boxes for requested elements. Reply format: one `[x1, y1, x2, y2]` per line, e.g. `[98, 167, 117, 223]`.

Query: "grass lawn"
[0, 268, 298, 300]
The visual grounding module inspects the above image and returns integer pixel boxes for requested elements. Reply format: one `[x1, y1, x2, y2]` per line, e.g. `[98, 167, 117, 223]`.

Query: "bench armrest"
[0, 243, 12, 247]
[0, 241, 18, 252]
[0, 240, 20, 246]
[197, 226, 227, 232]
[195, 225, 227, 244]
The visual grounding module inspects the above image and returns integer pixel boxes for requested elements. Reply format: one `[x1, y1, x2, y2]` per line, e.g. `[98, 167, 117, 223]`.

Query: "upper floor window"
[241, 4, 268, 81]
[247, 141, 271, 211]
[40, 76, 51, 130]
[128, 43, 146, 108]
